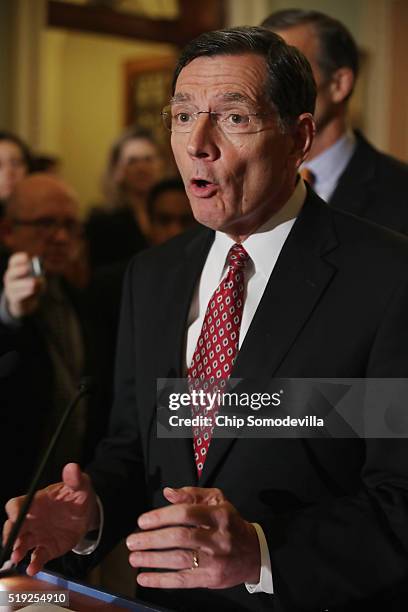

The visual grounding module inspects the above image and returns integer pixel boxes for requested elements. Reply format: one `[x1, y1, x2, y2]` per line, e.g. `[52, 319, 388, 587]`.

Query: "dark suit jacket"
[329, 131, 408, 235]
[84, 189, 408, 612]
[85, 206, 148, 268]
[0, 264, 118, 522]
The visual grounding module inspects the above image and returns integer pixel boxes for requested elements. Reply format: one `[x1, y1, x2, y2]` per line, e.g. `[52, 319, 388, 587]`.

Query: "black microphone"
[0, 377, 94, 573]
[0, 351, 19, 378]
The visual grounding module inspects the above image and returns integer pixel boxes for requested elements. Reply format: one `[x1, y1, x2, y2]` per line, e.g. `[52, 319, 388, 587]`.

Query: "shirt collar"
[304, 129, 356, 187]
[211, 178, 306, 280]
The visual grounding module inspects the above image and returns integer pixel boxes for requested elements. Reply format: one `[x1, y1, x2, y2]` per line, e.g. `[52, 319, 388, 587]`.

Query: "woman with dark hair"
[85, 126, 163, 267]
[0, 131, 33, 215]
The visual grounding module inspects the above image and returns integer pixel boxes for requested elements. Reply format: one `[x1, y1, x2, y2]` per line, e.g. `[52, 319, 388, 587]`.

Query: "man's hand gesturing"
[127, 486, 260, 589]
[3, 463, 99, 576]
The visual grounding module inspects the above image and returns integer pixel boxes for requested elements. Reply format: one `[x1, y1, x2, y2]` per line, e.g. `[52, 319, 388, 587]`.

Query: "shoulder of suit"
[303, 186, 408, 262]
[126, 224, 211, 274]
[328, 203, 408, 273]
[353, 130, 408, 179]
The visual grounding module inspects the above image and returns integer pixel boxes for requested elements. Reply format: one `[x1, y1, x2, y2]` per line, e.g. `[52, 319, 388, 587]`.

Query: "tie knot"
[227, 243, 249, 270]
[300, 167, 315, 187]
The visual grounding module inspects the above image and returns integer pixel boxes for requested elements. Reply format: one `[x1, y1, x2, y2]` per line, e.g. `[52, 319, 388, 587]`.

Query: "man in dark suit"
[262, 9, 408, 235]
[0, 174, 113, 520]
[4, 27, 408, 612]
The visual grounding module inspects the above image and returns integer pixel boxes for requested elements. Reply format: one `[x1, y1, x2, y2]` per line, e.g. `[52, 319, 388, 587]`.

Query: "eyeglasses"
[12, 217, 82, 237]
[122, 155, 159, 166]
[161, 105, 273, 134]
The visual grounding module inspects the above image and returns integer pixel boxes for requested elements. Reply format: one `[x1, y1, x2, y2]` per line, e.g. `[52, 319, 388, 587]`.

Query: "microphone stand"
[0, 378, 93, 574]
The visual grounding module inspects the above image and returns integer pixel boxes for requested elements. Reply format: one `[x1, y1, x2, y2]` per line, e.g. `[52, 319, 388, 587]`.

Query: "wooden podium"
[0, 570, 170, 611]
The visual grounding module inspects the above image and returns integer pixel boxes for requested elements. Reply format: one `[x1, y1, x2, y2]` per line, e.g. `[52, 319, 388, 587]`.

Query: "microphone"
[0, 377, 94, 573]
[0, 351, 19, 378]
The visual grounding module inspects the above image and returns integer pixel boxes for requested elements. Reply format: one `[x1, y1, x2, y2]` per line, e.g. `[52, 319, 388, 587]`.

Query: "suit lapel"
[200, 192, 339, 486]
[155, 228, 214, 486]
[155, 228, 214, 379]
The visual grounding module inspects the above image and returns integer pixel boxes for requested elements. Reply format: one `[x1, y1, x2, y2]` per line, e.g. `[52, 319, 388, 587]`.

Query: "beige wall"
[39, 30, 175, 213]
[4, 0, 407, 208]
[0, 0, 14, 127]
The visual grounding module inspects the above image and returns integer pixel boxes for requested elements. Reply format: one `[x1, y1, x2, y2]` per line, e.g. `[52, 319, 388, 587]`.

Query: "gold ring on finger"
[191, 549, 199, 570]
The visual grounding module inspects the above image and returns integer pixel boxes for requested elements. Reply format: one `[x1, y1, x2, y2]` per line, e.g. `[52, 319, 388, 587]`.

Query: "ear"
[291, 113, 316, 169]
[329, 67, 354, 104]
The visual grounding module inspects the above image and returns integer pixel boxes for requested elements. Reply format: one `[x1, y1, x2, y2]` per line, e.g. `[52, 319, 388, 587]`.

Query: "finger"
[2, 518, 12, 545]
[60, 463, 98, 529]
[4, 257, 37, 284]
[129, 548, 200, 570]
[59, 463, 93, 510]
[163, 486, 226, 505]
[127, 526, 207, 552]
[6, 278, 37, 296]
[9, 531, 39, 565]
[26, 546, 51, 576]
[4, 262, 32, 282]
[137, 569, 206, 589]
[11, 531, 39, 563]
[62, 463, 86, 491]
[10, 544, 29, 566]
[6, 252, 31, 274]
[8, 252, 31, 269]
[138, 502, 220, 531]
[12, 531, 39, 557]
[5, 496, 25, 523]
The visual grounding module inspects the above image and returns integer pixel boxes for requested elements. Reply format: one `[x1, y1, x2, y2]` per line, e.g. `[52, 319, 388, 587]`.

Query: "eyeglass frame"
[11, 216, 83, 237]
[160, 104, 276, 135]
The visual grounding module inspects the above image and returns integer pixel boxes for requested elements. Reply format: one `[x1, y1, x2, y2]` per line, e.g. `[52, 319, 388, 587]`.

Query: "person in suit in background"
[262, 9, 408, 234]
[87, 177, 197, 387]
[85, 126, 163, 268]
[0, 173, 112, 523]
[4, 27, 408, 612]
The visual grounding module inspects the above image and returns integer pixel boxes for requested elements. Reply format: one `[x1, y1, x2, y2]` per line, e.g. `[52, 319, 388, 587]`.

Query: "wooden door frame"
[47, 0, 225, 46]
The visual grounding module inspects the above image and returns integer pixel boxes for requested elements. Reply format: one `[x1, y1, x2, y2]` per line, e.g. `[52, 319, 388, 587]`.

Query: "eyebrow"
[170, 93, 192, 104]
[220, 92, 253, 104]
[170, 92, 254, 105]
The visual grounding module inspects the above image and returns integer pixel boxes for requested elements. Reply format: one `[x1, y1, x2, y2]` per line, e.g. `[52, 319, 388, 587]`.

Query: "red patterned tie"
[188, 243, 250, 476]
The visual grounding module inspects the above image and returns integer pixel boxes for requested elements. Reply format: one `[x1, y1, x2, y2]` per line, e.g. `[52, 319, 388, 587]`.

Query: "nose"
[53, 225, 71, 243]
[186, 114, 220, 161]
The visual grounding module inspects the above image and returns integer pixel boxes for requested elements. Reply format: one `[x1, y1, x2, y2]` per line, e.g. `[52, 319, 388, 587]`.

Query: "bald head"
[7, 173, 79, 219]
[3, 173, 81, 275]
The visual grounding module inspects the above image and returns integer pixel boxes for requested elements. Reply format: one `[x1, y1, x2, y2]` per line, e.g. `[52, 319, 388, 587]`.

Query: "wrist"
[7, 301, 23, 319]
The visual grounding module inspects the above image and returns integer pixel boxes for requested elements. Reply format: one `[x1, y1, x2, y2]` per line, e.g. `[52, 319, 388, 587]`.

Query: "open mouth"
[192, 179, 212, 188]
[189, 178, 218, 197]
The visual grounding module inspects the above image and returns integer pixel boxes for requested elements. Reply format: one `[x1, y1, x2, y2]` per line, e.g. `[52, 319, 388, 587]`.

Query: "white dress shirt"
[302, 129, 356, 201]
[186, 179, 306, 369]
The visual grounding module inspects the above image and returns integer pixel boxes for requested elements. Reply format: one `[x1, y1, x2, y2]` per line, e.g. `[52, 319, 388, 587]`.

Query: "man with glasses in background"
[0, 173, 112, 526]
